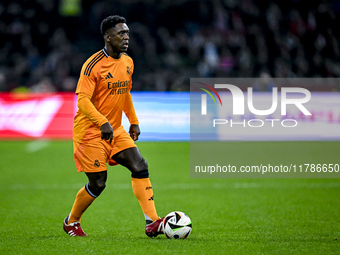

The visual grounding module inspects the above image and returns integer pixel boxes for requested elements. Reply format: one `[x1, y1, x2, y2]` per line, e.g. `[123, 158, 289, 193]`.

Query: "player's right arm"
[77, 93, 113, 143]
[75, 51, 114, 143]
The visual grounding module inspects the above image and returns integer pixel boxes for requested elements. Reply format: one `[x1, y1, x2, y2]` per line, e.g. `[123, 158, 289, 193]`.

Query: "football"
[162, 211, 192, 239]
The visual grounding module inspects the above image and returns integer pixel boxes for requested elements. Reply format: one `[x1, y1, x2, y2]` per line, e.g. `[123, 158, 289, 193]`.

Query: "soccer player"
[63, 15, 163, 237]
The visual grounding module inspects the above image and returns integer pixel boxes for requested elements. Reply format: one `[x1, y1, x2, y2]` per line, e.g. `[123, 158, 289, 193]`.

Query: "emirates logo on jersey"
[107, 79, 130, 95]
[127, 66, 131, 76]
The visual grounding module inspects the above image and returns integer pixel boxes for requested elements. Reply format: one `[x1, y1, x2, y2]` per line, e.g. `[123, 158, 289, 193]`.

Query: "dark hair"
[100, 15, 126, 35]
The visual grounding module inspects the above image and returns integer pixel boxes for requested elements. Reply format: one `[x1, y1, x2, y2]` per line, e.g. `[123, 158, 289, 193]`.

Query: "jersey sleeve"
[123, 62, 138, 125]
[77, 93, 108, 126]
[75, 64, 97, 97]
[123, 92, 139, 125]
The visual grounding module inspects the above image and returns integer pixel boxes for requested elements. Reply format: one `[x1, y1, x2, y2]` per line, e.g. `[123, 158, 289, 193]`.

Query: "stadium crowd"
[0, 0, 339, 92]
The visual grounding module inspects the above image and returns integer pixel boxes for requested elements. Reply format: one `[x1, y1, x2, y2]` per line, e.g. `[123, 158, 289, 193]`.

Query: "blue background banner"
[123, 92, 190, 141]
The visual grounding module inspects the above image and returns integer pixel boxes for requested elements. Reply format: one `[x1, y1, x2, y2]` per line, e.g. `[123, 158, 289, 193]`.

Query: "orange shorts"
[73, 127, 137, 173]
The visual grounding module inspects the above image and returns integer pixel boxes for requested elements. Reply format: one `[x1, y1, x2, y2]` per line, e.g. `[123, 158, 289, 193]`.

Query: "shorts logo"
[94, 160, 100, 167]
[148, 195, 154, 201]
[127, 66, 131, 76]
[146, 186, 152, 190]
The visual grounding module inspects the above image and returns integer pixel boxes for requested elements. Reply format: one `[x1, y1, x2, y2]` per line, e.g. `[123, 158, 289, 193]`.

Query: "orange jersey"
[73, 48, 138, 142]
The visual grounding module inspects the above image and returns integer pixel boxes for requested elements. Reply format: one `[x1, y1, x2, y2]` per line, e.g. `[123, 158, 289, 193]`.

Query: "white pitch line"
[6, 182, 340, 191]
[26, 140, 50, 153]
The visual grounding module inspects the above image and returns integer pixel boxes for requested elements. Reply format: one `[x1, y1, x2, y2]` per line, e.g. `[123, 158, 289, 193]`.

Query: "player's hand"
[129, 124, 140, 141]
[100, 122, 113, 143]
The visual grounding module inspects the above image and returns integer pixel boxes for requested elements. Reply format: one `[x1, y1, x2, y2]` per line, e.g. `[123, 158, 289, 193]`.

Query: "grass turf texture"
[0, 140, 339, 254]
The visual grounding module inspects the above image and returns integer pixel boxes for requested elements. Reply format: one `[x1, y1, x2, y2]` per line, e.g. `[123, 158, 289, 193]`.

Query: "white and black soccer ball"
[162, 211, 192, 239]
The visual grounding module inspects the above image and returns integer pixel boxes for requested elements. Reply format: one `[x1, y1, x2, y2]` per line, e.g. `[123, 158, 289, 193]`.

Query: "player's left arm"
[123, 62, 140, 141]
[124, 92, 140, 141]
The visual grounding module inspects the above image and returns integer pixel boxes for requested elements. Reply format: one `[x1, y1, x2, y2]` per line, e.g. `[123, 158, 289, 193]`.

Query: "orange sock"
[68, 187, 96, 224]
[131, 177, 159, 222]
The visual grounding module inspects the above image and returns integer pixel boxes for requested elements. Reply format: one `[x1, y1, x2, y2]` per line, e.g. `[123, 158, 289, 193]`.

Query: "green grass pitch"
[0, 140, 339, 254]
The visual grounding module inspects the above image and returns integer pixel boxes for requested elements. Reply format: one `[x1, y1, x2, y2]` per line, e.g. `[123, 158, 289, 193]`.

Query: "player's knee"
[86, 181, 106, 198]
[140, 157, 148, 170]
[129, 157, 148, 173]
[96, 181, 106, 190]
[130, 157, 149, 178]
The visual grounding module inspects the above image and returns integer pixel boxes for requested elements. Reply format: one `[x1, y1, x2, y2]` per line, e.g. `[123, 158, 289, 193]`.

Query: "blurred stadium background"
[0, 0, 339, 93]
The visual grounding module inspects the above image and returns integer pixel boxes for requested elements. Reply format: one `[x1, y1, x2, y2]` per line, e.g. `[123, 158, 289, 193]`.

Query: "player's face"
[107, 23, 129, 53]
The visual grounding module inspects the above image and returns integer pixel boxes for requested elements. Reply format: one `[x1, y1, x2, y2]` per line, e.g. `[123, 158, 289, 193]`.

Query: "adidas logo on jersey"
[105, 72, 114, 79]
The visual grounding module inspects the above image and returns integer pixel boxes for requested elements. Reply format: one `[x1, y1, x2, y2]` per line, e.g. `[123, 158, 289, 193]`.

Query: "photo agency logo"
[198, 82, 312, 128]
